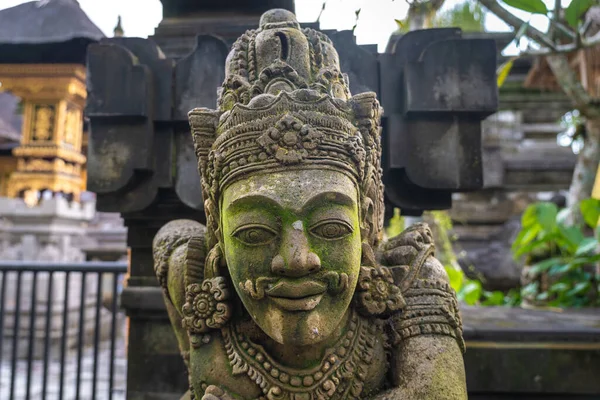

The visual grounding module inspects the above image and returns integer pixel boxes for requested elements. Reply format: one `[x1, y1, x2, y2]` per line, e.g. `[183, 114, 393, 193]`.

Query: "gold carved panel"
[31, 104, 56, 142]
[16, 158, 81, 176]
[64, 107, 81, 146]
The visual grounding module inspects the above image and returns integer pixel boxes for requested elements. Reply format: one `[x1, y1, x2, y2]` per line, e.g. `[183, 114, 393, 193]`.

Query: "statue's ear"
[188, 107, 220, 179]
[360, 196, 375, 244]
[360, 196, 378, 267]
[361, 242, 377, 267]
[184, 235, 206, 287]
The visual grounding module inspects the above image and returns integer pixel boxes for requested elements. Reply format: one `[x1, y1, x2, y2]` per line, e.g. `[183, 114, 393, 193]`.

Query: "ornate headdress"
[189, 9, 384, 263]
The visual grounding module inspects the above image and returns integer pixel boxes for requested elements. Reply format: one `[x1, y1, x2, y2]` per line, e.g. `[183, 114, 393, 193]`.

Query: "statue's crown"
[189, 9, 384, 246]
[217, 8, 350, 110]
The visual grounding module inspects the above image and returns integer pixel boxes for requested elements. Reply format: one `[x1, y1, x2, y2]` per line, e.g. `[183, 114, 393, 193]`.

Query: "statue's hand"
[201, 385, 236, 400]
[382, 222, 434, 267]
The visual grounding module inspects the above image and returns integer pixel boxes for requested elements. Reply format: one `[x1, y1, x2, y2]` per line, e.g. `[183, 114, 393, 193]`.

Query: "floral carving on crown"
[257, 114, 324, 164]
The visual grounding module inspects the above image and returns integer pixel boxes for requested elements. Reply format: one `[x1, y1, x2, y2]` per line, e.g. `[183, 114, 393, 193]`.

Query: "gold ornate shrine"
[0, 64, 87, 204]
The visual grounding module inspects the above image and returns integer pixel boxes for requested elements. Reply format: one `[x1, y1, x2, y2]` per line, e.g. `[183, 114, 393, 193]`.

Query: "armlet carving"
[392, 278, 465, 353]
[384, 223, 465, 353]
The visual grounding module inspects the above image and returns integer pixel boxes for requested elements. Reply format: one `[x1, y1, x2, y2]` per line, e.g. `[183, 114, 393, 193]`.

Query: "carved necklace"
[222, 310, 377, 400]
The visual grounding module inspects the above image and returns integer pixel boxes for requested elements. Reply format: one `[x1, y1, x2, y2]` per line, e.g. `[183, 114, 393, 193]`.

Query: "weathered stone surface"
[450, 191, 535, 290]
[153, 1, 295, 59]
[81, 212, 128, 262]
[463, 305, 600, 397]
[85, 43, 154, 197]
[173, 35, 229, 210]
[380, 29, 496, 213]
[454, 218, 523, 290]
[0, 197, 93, 266]
[153, 9, 466, 400]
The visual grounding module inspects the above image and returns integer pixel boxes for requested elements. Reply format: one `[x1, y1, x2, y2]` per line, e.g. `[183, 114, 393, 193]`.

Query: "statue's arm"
[154, 225, 248, 400]
[153, 221, 208, 368]
[377, 225, 467, 400]
[159, 242, 192, 366]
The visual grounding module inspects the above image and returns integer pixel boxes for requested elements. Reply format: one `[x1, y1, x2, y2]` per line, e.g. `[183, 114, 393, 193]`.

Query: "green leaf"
[514, 237, 550, 258]
[482, 290, 505, 305]
[521, 204, 538, 228]
[445, 265, 464, 292]
[504, 288, 522, 306]
[580, 198, 600, 228]
[501, 0, 548, 14]
[569, 254, 600, 267]
[511, 225, 540, 257]
[536, 202, 558, 231]
[565, 0, 596, 28]
[575, 237, 599, 256]
[497, 59, 514, 88]
[549, 263, 572, 276]
[521, 282, 539, 297]
[550, 282, 570, 293]
[536, 292, 550, 301]
[557, 208, 570, 225]
[529, 257, 563, 275]
[459, 280, 482, 305]
[567, 281, 592, 296]
[557, 223, 585, 250]
[511, 227, 529, 254]
[394, 19, 405, 31]
[520, 224, 542, 248]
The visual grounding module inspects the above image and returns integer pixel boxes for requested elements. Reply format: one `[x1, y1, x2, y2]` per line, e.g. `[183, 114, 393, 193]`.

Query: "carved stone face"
[221, 169, 362, 346]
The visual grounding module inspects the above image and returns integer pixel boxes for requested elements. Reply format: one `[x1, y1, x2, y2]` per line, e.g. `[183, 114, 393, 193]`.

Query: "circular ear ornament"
[182, 276, 232, 333]
[354, 265, 405, 318]
[182, 243, 232, 347]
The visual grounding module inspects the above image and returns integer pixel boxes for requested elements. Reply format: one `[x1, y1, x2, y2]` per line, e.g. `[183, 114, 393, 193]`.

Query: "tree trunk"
[566, 118, 600, 225]
[543, 54, 600, 225]
[408, 7, 427, 30]
[407, 0, 445, 30]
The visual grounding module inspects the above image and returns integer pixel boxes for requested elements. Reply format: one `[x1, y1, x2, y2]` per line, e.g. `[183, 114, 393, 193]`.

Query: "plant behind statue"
[512, 198, 600, 308]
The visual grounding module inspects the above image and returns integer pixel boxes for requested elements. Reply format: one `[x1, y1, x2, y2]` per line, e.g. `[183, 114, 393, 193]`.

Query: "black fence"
[0, 262, 128, 400]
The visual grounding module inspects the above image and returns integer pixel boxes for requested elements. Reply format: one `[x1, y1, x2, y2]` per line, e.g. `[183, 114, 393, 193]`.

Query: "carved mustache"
[239, 271, 349, 300]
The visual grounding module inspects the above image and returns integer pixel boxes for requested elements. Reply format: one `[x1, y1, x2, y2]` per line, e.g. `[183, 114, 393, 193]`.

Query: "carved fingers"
[382, 223, 435, 266]
[382, 245, 418, 267]
[201, 385, 236, 400]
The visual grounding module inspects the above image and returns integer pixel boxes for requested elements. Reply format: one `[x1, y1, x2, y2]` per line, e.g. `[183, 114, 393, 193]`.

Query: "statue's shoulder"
[381, 222, 440, 288]
[354, 223, 441, 319]
[380, 223, 465, 351]
[152, 219, 207, 311]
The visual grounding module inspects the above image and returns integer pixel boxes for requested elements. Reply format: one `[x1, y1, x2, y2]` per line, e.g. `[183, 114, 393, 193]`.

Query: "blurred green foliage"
[511, 199, 600, 307]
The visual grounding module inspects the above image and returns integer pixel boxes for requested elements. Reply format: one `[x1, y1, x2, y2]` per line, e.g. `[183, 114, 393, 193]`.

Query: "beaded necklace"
[223, 311, 378, 400]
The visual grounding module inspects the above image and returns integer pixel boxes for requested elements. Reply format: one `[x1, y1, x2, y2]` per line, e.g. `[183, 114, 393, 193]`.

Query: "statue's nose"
[271, 226, 321, 278]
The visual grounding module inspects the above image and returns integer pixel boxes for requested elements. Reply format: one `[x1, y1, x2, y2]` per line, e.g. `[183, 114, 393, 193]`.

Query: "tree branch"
[521, 31, 600, 55]
[478, 0, 600, 119]
[548, 19, 577, 40]
[478, 0, 556, 49]
[545, 54, 600, 119]
[551, 0, 560, 41]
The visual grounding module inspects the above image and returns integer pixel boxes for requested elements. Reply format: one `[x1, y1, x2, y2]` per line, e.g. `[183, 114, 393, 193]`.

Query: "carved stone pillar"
[0, 64, 87, 204]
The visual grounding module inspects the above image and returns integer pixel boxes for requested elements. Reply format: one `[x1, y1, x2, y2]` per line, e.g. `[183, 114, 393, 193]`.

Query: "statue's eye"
[233, 225, 277, 246]
[310, 220, 353, 240]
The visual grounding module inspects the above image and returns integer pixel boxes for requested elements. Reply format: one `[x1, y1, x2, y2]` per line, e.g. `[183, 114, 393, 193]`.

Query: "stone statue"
[153, 9, 466, 400]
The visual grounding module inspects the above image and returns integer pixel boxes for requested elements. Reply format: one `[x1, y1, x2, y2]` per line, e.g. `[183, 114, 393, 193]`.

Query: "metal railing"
[0, 262, 128, 400]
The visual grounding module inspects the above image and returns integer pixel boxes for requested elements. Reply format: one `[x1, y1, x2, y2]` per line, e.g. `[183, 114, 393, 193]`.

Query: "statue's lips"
[265, 281, 327, 311]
